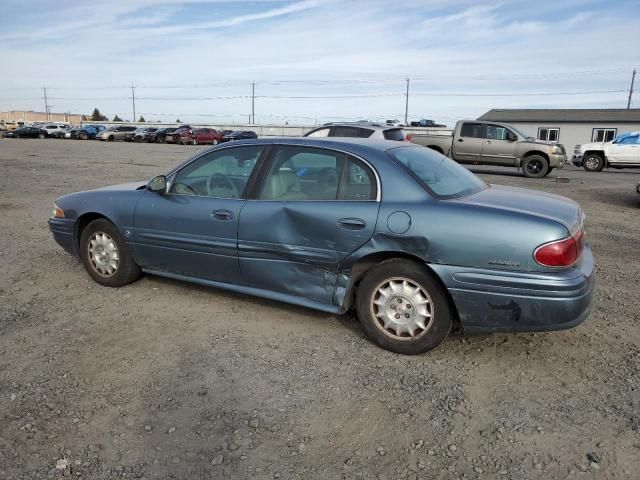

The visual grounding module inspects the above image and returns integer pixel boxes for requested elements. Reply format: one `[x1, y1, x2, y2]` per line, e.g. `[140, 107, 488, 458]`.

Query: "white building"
[477, 109, 640, 149]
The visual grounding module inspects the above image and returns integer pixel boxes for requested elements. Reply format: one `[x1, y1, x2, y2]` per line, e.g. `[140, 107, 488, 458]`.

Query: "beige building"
[0, 110, 84, 126]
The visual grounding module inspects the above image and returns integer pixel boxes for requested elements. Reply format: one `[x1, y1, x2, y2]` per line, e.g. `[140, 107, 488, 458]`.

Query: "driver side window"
[170, 146, 263, 198]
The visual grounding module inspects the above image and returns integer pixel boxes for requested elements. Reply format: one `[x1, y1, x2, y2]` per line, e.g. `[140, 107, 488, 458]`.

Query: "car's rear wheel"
[80, 219, 141, 287]
[80, 132, 88, 140]
[356, 259, 452, 355]
[583, 153, 604, 172]
[38, 133, 45, 139]
[107, 135, 114, 142]
[522, 155, 549, 178]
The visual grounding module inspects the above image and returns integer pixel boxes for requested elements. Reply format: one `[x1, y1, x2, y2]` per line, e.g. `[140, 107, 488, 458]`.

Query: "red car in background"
[175, 128, 224, 145]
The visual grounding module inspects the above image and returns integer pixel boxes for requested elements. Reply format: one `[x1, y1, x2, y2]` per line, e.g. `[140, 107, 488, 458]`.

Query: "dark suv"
[304, 122, 407, 141]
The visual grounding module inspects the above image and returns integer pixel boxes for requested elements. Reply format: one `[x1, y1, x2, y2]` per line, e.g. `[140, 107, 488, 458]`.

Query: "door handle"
[338, 218, 366, 230]
[457, 138, 464, 142]
[212, 209, 233, 221]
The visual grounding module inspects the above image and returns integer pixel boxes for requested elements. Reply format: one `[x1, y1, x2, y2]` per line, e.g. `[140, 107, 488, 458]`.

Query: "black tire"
[135, 136, 141, 143]
[80, 132, 88, 140]
[107, 135, 114, 142]
[582, 153, 605, 172]
[356, 259, 452, 355]
[38, 133, 45, 139]
[522, 155, 549, 178]
[80, 218, 141, 287]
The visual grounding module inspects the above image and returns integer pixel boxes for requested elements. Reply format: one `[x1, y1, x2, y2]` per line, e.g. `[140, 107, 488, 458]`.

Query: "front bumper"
[572, 154, 583, 167]
[431, 245, 595, 333]
[549, 153, 567, 168]
[48, 217, 77, 256]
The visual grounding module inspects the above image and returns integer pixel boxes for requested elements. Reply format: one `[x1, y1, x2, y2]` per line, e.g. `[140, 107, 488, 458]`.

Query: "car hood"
[455, 184, 582, 233]
[92, 180, 147, 192]
[576, 142, 606, 149]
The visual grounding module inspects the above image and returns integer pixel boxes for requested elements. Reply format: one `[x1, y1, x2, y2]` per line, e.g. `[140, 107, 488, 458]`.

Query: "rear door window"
[460, 123, 485, 138]
[332, 126, 372, 138]
[306, 127, 331, 137]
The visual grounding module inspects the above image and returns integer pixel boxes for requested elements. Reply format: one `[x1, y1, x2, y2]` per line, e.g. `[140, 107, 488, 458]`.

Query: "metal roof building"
[477, 109, 640, 147]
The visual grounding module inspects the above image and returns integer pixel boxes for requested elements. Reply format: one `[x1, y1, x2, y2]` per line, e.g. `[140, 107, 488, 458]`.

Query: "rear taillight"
[405, 134, 412, 142]
[534, 227, 585, 267]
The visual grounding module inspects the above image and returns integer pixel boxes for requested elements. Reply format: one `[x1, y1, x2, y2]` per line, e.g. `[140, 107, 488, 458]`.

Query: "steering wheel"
[207, 173, 239, 198]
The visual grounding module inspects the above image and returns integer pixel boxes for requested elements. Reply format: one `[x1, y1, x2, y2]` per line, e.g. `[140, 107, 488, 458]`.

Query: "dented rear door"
[237, 145, 380, 305]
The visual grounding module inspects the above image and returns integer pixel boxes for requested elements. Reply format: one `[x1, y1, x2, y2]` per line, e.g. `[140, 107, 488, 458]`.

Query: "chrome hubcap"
[371, 278, 433, 339]
[585, 157, 599, 169]
[88, 232, 119, 276]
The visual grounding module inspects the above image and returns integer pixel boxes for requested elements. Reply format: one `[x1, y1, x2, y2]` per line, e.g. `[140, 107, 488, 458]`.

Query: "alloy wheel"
[87, 232, 119, 276]
[370, 277, 433, 339]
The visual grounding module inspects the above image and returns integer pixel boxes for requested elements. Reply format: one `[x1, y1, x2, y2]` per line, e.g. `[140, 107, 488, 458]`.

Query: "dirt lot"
[0, 138, 639, 480]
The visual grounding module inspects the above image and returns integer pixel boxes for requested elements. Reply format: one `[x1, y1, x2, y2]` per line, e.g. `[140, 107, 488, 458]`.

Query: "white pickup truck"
[572, 131, 640, 171]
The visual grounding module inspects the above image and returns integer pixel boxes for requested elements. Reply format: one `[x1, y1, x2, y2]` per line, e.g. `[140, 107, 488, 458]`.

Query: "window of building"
[592, 128, 617, 142]
[538, 128, 560, 143]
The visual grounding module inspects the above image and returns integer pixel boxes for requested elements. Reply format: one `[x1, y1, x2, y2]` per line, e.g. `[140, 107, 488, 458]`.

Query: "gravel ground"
[0, 138, 639, 480]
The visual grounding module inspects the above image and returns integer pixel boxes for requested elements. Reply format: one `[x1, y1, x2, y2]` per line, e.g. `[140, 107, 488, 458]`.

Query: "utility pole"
[131, 86, 136, 122]
[43, 87, 49, 121]
[251, 82, 255, 124]
[404, 77, 410, 125]
[627, 69, 636, 109]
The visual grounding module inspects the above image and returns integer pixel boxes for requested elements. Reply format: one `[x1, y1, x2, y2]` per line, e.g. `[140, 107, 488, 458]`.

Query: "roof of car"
[209, 136, 412, 154]
[312, 122, 399, 130]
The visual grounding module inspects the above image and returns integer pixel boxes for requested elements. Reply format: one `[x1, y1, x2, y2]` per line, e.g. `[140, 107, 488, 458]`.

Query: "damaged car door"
[238, 145, 380, 304]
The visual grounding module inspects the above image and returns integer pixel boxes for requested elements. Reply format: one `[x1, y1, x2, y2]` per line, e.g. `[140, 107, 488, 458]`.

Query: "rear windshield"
[387, 146, 487, 199]
[383, 128, 405, 141]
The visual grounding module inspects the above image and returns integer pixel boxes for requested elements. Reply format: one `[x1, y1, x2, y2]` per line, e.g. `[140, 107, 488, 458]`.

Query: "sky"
[0, 0, 639, 126]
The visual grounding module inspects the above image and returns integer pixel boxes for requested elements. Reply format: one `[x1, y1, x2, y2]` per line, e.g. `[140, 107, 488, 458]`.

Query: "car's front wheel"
[356, 259, 452, 355]
[522, 155, 549, 178]
[583, 153, 604, 172]
[80, 218, 141, 287]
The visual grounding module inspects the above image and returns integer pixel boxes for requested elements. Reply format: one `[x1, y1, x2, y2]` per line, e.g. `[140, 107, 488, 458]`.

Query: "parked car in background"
[176, 128, 224, 145]
[125, 127, 158, 142]
[221, 130, 258, 142]
[385, 119, 404, 127]
[96, 126, 137, 141]
[410, 119, 447, 128]
[410, 120, 566, 178]
[49, 138, 594, 355]
[49, 126, 73, 139]
[2, 126, 47, 138]
[70, 124, 107, 140]
[304, 123, 407, 141]
[572, 131, 640, 171]
[164, 125, 192, 144]
[41, 124, 70, 137]
[221, 130, 234, 137]
[151, 128, 176, 143]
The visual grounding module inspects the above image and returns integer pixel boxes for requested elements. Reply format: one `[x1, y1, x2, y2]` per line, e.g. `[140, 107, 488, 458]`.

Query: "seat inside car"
[262, 171, 308, 200]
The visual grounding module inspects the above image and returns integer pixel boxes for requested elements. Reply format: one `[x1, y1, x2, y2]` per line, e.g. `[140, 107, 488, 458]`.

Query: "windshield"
[509, 125, 532, 139]
[387, 146, 487, 199]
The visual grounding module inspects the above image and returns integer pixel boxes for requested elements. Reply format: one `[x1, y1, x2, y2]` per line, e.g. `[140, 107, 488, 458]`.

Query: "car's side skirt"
[142, 268, 346, 315]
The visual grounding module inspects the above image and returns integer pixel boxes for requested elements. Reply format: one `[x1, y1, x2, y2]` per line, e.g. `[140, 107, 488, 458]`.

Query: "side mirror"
[507, 132, 518, 142]
[147, 175, 167, 193]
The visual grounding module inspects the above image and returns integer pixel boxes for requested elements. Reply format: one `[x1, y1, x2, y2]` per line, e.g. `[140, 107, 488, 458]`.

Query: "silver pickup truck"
[409, 120, 567, 178]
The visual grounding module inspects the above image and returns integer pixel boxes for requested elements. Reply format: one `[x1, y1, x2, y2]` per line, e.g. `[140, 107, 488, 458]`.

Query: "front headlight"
[52, 202, 65, 218]
[574, 144, 582, 152]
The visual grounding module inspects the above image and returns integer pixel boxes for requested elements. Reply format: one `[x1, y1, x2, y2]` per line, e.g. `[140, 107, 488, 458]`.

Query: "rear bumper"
[48, 218, 77, 256]
[430, 245, 595, 333]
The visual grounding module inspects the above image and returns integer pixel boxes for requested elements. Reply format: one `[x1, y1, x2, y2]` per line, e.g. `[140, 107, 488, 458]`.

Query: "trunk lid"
[455, 185, 583, 234]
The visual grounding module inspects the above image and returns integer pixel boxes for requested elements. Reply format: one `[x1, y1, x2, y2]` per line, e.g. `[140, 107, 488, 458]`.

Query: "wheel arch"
[522, 150, 549, 162]
[74, 212, 116, 253]
[341, 251, 462, 332]
[427, 145, 444, 154]
[583, 150, 607, 165]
